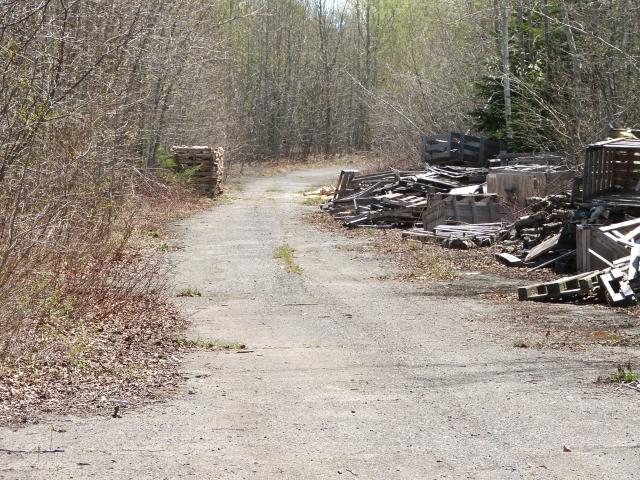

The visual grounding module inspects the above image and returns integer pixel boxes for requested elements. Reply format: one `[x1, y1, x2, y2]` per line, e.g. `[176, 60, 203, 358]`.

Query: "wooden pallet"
[517, 271, 601, 301]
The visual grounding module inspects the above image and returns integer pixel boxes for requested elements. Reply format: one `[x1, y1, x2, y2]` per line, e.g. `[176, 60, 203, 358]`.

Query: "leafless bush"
[0, 0, 223, 357]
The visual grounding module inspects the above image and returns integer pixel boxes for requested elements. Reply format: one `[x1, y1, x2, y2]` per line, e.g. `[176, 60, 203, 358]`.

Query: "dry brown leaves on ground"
[0, 184, 211, 427]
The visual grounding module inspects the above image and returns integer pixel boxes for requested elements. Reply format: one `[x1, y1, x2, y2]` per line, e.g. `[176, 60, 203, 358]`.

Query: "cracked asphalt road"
[1, 166, 639, 479]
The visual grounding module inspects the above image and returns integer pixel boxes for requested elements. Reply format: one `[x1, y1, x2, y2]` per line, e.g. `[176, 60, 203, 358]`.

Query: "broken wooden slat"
[526, 250, 575, 272]
[524, 233, 561, 263]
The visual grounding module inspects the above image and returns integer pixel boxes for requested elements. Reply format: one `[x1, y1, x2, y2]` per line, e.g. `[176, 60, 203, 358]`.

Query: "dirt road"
[2, 167, 639, 479]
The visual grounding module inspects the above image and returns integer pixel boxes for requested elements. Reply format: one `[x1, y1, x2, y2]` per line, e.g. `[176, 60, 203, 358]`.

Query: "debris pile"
[498, 194, 574, 253]
[323, 166, 489, 228]
[322, 133, 640, 308]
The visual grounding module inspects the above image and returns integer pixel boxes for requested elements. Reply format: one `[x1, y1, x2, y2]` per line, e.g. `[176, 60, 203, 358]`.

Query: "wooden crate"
[420, 131, 500, 167]
[583, 139, 640, 202]
[576, 218, 640, 272]
[421, 194, 508, 230]
[486, 165, 574, 205]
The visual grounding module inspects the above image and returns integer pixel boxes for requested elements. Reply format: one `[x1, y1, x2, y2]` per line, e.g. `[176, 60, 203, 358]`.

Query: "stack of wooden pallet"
[518, 218, 640, 306]
[518, 263, 636, 307]
[420, 132, 500, 166]
[170, 145, 224, 196]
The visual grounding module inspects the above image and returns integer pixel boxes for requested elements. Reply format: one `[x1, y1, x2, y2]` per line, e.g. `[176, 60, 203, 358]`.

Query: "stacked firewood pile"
[170, 145, 225, 196]
[498, 194, 574, 252]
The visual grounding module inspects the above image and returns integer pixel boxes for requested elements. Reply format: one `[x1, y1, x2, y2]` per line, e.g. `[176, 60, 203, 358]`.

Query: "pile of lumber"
[323, 167, 489, 227]
[170, 145, 225, 196]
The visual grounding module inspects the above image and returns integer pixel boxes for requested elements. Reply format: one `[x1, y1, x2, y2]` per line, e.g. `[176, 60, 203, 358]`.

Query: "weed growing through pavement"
[176, 288, 202, 297]
[611, 364, 638, 383]
[302, 196, 326, 206]
[274, 244, 303, 274]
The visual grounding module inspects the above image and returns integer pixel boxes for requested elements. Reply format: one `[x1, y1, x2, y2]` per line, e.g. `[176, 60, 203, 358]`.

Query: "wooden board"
[576, 220, 640, 273]
[524, 233, 560, 263]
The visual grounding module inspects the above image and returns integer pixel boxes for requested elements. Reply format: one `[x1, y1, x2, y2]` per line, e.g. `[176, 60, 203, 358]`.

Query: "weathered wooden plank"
[524, 234, 560, 263]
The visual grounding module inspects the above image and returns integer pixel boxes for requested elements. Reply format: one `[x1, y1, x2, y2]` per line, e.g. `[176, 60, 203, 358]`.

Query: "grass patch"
[176, 337, 246, 350]
[213, 193, 234, 205]
[266, 186, 282, 193]
[274, 244, 303, 274]
[302, 196, 326, 206]
[512, 339, 529, 348]
[611, 365, 638, 383]
[176, 287, 202, 297]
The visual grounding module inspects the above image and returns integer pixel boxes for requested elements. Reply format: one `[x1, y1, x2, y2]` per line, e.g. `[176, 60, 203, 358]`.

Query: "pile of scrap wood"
[498, 194, 574, 251]
[319, 132, 640, 309]
[518, 218, 640, 306]
[322, 167, 488, 227]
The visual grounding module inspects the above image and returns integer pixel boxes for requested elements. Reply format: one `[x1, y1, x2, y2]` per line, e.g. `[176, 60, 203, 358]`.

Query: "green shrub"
[155, 144, 200, 184]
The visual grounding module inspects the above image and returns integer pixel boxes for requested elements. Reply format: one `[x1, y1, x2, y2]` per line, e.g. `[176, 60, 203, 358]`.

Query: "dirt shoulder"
[0, 186, 219, 426]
